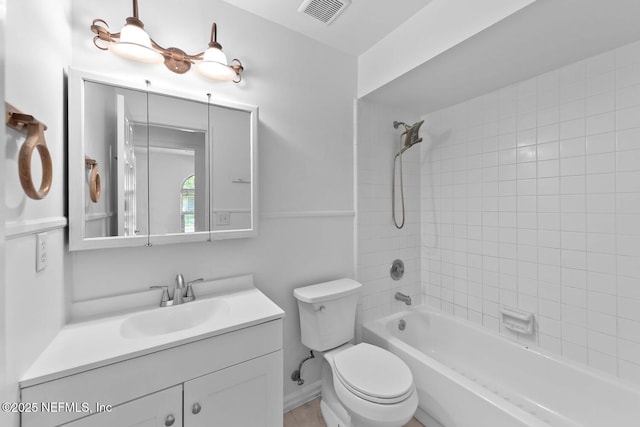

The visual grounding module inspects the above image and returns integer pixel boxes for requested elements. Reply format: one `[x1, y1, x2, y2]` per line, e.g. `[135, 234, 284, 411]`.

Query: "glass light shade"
[195, 46, 237, 81]
[109, 23, 164, 64]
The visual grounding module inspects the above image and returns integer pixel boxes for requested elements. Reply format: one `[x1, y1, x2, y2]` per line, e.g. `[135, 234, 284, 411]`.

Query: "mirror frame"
[68, 68, 258, 251]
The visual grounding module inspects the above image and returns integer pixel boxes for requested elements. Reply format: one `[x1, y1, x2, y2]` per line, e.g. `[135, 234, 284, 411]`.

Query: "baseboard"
[283, 380, 322, 413]
[414, 407, 443, 427]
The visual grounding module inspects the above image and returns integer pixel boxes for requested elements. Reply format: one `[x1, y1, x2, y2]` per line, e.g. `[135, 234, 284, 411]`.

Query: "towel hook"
[85, 157, 101, 202]
[6, 103, 52, 200]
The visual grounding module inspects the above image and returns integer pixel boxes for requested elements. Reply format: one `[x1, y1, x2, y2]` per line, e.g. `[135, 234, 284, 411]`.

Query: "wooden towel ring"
[85, 157, 101, 202]
[18, 122, 52, 200]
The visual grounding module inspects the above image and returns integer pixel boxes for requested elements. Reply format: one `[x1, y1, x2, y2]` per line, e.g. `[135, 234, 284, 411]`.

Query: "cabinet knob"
[192, 402, 202, 414]
[165, 414, 175, 426]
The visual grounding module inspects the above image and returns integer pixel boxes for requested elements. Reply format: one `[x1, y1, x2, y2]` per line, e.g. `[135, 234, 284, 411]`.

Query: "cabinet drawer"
[22, 319, 282, 427]
[64, 386, 182, 427]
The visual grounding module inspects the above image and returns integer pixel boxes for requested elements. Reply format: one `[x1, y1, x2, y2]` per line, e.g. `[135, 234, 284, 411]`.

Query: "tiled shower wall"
[421, 39, 640, 384]
[357, 100, 422, 330]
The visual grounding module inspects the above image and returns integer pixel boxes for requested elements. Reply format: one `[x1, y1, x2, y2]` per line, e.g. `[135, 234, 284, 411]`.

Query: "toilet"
[294, 279, 418, 427]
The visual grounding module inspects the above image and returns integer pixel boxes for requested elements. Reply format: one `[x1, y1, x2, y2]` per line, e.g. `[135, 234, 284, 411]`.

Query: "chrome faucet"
[150, 275, 204, 307]
[395, 292, 412, 305]
[173, 274, 186, 305]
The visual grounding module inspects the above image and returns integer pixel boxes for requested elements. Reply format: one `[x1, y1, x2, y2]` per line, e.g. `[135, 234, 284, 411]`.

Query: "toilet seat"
[333, 343, 414, 404]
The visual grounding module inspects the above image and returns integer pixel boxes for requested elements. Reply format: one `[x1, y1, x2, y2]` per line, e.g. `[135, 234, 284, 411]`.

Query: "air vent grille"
[298, 0, 352, 25]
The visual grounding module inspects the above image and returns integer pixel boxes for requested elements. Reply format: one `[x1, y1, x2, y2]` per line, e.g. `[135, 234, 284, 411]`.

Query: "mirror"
[69, 70, 257, 250]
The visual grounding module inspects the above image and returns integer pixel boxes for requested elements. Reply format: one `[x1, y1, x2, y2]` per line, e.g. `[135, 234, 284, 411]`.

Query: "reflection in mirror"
[210, 105, 252, 232]
[83, 81, 149, 239]
[147, 93, 209, 237]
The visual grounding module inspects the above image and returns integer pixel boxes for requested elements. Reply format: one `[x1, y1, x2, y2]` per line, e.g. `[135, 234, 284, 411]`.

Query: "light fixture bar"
[90, 0, 244, 82]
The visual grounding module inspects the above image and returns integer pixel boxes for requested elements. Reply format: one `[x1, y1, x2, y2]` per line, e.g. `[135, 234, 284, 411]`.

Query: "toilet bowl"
[322, 343, 418, 427]
[293, 279, 417, 427]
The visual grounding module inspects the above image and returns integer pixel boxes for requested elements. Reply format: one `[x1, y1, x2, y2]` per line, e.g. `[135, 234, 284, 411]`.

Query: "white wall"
[3, 2, 70, 425]
[421, 40, 640, 385]
[0, 0, 9, 415]
[70, 0, 356, 403]
[356, 100, 422, 337]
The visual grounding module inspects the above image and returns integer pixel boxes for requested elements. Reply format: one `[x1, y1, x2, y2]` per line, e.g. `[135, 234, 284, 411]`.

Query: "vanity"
[19, 275, 284, 427]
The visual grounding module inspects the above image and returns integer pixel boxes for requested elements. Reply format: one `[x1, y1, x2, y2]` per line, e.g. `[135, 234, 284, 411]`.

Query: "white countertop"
[21, 282, 285, 388]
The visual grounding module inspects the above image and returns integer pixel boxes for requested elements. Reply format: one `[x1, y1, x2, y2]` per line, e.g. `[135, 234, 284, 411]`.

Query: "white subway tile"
[560, 81, 586, 104]
[560, 118, 586, 140]
[539, 230, 561, 248]
[538, 105, 560, 126]
[619, 339, 640, 364]
[616, 63, 640, 90]
[616, 171, 640, 193]
[616, 106, 640, 130]
[586, 193, 615, 213]
[561, 249, 587, 270]
[563, 175, 587, 195]
[560, 138, 586, 158]
[586, 173, 615, 193]
[616, 149, 640, 172]
[586, 233, 616, 254]
[616, 84, 640, 109]
[586, 71, 615, 97]
[618, 317, 640, 344]
[586, 111, 615, 135]
[587, 291, 617, 315]
[563, 322, 588, 346]
[560, 156, 586, 176]
[539, 281, 562, 302]
[586, 132, 615, 155]
[586, 92, 615, 116]
[587, 271, 617, 295]
[560, 99, 585, 122]
[618, 276, 640, 300]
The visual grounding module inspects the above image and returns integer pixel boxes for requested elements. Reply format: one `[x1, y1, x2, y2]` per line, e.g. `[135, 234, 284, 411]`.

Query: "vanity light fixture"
[90, 0, 244, 82]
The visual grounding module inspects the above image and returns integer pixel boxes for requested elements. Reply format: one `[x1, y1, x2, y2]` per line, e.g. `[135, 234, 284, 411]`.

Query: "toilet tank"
[293, 279, 362, 352]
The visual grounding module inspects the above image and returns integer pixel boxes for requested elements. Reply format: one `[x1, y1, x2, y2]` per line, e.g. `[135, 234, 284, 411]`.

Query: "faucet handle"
[150, 285, 171, 307]
[184, 278, 203, 302]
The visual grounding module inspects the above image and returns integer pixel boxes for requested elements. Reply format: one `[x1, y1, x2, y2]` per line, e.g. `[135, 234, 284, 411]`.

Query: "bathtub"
[363, 306, 640, 427]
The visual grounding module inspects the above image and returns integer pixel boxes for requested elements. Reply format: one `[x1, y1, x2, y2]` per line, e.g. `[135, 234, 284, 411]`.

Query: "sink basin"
[120, 298, 230, 339]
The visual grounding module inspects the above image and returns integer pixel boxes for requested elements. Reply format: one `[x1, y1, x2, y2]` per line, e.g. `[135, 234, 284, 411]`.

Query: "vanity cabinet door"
[184, 350, 283, 427]
[64, 385, 182, 427]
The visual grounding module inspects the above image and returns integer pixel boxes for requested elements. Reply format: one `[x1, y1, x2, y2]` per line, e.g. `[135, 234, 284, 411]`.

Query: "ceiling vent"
[298, 0, 352, 25]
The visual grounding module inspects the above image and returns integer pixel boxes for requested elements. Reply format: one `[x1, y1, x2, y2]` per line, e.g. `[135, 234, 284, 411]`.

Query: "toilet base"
[321, 359, 352, 427]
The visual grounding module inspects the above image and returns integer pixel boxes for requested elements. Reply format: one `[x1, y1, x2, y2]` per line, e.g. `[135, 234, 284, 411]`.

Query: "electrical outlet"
[36, 232, 48, 272]
[216, 212, 231, 226]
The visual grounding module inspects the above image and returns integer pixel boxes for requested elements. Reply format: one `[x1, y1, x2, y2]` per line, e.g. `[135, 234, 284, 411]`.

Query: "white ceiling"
[223, 0, 640, 114]
[364, 0, 640, 113]
[221, 0, 433, 56]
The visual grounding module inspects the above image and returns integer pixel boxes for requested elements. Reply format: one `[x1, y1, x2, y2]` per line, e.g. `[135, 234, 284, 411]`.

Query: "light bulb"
[195, 46, 237, 81]
[110, 23, 164, 64]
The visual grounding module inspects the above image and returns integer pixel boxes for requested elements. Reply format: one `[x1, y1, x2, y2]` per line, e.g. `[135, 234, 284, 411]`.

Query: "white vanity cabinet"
[20, 318, 283, 427]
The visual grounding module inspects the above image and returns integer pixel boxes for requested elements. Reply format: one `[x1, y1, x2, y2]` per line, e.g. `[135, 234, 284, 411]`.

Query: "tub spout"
[395, 292, 412, 305]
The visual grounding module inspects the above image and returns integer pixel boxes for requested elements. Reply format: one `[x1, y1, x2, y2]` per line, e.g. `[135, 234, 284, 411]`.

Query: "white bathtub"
[363, 306, 640, 427]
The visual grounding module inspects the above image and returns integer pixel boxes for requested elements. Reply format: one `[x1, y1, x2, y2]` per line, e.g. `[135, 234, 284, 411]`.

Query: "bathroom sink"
[120, 298, 230, 339]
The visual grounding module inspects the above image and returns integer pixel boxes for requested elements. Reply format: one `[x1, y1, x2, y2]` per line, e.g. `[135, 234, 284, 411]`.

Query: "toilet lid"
[333, 343, 413, 402]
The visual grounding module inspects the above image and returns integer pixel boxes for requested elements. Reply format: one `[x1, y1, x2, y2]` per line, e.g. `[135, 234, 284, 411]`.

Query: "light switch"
[36, 232, 48, 272]
[216, 212, 231, 226]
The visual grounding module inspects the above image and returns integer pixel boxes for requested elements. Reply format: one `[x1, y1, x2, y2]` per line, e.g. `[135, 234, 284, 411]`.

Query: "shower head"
[404, 120, 424, 148]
